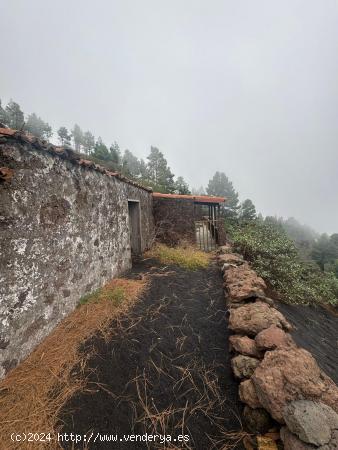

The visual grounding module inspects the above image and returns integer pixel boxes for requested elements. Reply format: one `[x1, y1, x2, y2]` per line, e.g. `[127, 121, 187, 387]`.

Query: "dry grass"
[0, 277, 147, 450]
[146, 243, 210, 270]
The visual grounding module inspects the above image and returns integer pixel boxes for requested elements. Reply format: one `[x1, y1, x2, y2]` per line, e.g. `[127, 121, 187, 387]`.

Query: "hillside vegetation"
[227, 219, 338, 305]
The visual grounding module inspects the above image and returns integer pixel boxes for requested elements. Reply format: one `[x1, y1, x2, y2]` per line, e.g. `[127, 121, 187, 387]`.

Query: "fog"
[1, 0, 338, 233]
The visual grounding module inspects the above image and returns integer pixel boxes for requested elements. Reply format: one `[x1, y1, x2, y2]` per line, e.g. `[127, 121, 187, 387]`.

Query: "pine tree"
[25, 113, 52, 139]
[109, 141, 121, 170]
[311, 234, 337, 271]
[71, 124, 83, 152]
[239, 199, 257, 222]
[0, 99, 8, 125]
[92, 137, 110, 160]
[82, 131, 95, 154]
[122, 149, 140, 177]
[175, 176, 190, 195]
[139, 159, 148, 181]
[57, 127, 72, 146]
[146, 146, 175, 193]
[206, 171, 239, 217]
[330, 234, 338, 255]
[5, 100, 24, 129]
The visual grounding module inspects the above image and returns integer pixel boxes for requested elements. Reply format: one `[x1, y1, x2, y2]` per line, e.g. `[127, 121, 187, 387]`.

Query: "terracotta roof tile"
[152, 192, 226, 203]
[0, 128, 152, 192]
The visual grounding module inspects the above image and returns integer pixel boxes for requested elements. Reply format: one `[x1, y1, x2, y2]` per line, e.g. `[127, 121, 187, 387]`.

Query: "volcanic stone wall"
[0, 133, 154, 379]
[217, 245, 338, 449]
[153, 197, 196, 244]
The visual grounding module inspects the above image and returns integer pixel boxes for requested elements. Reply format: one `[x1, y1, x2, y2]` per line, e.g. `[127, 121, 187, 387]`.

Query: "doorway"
[128, 200, 141, 256]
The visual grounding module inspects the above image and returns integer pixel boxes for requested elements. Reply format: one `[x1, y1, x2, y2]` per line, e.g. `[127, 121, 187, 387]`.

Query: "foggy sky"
[1, 0, 338, 233]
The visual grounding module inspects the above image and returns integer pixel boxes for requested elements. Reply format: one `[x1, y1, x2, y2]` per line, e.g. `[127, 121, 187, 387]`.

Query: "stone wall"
[153, 196, 227, 246]
[153, 197, 196, 244]
[217, 245, 338, 449]
[0, 132, 154, 379]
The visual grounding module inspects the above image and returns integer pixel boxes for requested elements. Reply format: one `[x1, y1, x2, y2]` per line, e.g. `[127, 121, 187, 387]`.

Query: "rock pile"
[217, 244, 338, 450]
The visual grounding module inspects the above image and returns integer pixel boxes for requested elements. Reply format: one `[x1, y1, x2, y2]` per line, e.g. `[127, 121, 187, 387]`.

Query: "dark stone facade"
[153, 197, 197, 244]
[0, 139, 154, 378]
[153, 196, 227, 246]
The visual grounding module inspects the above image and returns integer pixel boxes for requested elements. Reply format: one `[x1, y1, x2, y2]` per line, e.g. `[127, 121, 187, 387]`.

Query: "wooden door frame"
[127, 199, 142, 255]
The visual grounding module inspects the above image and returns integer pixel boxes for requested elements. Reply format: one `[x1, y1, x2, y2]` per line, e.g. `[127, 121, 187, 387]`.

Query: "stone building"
[0, 128, 226, 378]
[0, 128, 154, 378]
[153, 192, 226, 249]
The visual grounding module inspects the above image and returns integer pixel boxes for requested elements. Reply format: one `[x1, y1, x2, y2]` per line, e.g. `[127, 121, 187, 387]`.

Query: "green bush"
[228, 220, 338, 305]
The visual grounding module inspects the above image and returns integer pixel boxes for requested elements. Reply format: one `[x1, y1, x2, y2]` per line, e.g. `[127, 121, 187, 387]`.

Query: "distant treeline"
[0, 98, 189, 194]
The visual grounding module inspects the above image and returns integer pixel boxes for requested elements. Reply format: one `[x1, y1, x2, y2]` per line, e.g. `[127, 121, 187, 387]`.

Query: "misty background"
[1, 0, 338, 233]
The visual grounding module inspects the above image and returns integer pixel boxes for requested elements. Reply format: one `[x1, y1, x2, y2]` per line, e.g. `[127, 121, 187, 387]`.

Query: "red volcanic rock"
[252, 347, 338, 423]
[231, 355, 260, 379]
[255, 325, 295, 350]
[229, 335, 261, 357]
[217, 253, 244, 266]
[229, 301, 292, 337]
[239, 379, 262, 409]
[224, 265, 267, 302]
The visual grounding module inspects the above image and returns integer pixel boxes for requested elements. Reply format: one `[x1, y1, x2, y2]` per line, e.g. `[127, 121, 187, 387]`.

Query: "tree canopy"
[3, 100, 24, 129]
[92, 138, 110, 161]
[146, 146, 175, 193]
[82, 131, 95, 155]
[174, 176, 191, 195]
[71, 124, 83, 152]
[57, 127, 71, 146]
[239, 199, 256, 222]
[25, 113, 52, 139]
[206, 171, 239, 218]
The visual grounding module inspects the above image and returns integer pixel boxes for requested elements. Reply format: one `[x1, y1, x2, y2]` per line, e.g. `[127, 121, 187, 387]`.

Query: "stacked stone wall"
[217, 245, 338, 449]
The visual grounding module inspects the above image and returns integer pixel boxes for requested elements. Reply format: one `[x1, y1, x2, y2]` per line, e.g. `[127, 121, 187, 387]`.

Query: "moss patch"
[79, 285, 125, 307]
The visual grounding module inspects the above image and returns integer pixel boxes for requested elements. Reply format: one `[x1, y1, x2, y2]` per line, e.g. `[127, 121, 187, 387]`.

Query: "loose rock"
[320, 430, 338, 450]
[229, 301, 292, 337]
[243, 405, 274, 434]
[239, 379, 262, 408]
[217, 244, 233, 254]
[283, 400, 338, 446]
[222, 263, 239, 273]
[254, 294, 275, 307]
[224, 265, 267, 302]
[217, 253, 244, 266]
[280, 427, 316, 450]
[229, 335, 261, 357]
[252, 347, 338, 423]
[255, 325, 295, 350]
[231, 355, 260, 379]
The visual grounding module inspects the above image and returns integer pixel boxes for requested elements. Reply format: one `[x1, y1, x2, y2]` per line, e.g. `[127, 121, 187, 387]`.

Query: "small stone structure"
[153, 192, 227, 247]
[0, 128, 154, 378]
[217, 245, 338, 449]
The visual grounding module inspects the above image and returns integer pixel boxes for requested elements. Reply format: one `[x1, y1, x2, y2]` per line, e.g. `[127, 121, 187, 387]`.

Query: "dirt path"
[59, 258, 243, 449]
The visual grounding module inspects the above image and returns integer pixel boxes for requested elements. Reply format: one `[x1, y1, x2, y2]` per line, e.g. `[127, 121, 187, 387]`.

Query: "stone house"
[0, 128, 226, 378]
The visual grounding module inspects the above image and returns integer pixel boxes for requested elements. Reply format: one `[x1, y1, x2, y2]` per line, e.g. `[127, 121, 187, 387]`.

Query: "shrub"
[228, 220, 338, 305]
